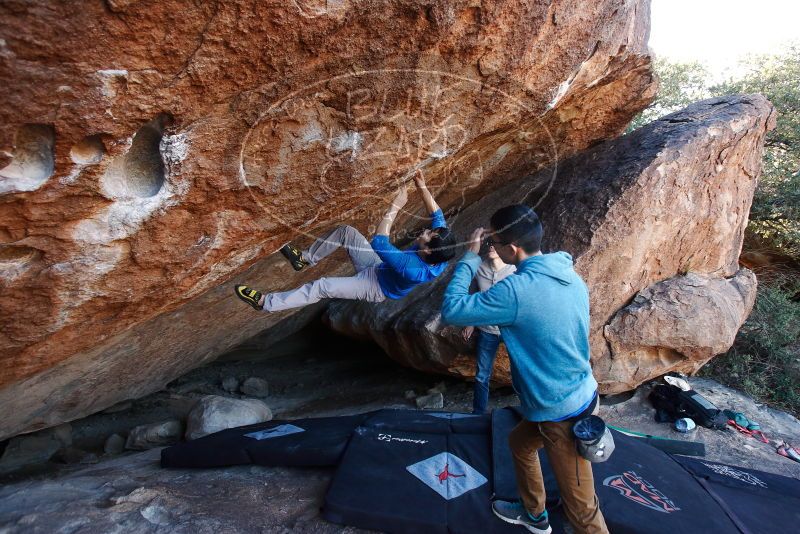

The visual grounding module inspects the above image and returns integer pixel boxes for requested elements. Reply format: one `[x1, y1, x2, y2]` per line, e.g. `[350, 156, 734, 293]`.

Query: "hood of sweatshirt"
[517, 252, 575, 286]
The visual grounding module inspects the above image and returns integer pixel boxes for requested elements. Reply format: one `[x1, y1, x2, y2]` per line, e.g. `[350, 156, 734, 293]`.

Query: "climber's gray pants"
[303, 225, 382, 271]
[262, 226, 386, 312]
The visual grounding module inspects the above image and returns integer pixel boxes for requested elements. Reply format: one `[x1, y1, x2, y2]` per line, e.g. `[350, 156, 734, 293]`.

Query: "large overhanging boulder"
[0, 1, 655, 439]
[325, 95, 775, 393]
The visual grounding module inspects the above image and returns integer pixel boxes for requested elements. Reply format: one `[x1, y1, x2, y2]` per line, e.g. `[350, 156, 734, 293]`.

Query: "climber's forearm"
[376, 205, 401, 236]
[416, 183, 440, 215]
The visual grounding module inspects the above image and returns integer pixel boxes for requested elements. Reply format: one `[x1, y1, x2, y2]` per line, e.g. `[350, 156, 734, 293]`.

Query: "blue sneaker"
[491, 500, 552, 534]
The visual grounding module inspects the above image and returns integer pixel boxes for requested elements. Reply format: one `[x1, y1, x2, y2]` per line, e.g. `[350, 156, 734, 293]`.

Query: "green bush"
[626, 58, 710, 132]
[712, 47, 800, 260]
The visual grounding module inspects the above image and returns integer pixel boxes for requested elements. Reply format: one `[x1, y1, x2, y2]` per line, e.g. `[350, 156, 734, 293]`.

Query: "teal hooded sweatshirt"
[441, 251, 597, 422]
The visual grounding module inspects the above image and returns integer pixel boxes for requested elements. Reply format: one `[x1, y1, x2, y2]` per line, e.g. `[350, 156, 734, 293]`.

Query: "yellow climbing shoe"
[235, 284, 263, 310]
[280, 243, 309, 271]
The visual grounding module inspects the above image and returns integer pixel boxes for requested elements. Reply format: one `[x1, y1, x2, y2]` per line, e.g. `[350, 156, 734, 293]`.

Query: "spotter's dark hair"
[489, 205, 543, 254]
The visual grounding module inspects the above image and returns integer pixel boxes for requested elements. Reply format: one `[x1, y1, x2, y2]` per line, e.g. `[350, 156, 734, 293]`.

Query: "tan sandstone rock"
[325, 95, 775, 393]
[185, 395, 272, 441]
[604, 270, 758, 390]
[0, 0, 655, 439]
[125, 420, 183, 451]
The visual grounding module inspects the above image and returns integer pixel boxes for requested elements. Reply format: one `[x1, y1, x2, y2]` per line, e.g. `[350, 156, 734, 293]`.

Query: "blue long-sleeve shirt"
[441, 251, 598, 422]
[370, 209, 448, 299]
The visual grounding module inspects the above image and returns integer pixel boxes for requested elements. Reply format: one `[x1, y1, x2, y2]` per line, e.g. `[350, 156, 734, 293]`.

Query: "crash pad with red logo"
[162, 407, 800, 533]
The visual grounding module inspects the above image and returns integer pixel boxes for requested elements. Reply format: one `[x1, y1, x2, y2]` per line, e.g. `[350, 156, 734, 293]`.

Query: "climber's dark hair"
[489, 205, 543, 254]
[424, 227, 456, 264]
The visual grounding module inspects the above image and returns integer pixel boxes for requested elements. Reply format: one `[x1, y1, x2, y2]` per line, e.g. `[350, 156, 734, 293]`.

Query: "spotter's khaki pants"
[509, 416, 609, 534]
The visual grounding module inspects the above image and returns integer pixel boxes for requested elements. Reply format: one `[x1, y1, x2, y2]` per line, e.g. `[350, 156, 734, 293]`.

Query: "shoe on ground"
[235, 284, 263, 310]
[492, 500, 551, 534]
[280, 244, 309, 271]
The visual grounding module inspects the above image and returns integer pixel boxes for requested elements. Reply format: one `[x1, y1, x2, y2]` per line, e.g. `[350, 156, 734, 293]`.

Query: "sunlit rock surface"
[604, 270, 758, 390]
[0, 0, 655, 439]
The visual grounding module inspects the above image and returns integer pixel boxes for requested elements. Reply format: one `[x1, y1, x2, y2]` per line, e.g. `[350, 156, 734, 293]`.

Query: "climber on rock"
[235, 170, 456, 312]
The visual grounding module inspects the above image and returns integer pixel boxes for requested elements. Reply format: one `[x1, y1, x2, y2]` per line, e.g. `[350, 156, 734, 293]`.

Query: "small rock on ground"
[428, 381, 447, 394]
[54, 447, 97, 465]
[221, 376, 239, 393]
[125, 420, 182, 450]
[185, 395, 272, 440]
[104, 433, 126, 455]
[416, 392, 444, 410]
[241, 377, 269, 397]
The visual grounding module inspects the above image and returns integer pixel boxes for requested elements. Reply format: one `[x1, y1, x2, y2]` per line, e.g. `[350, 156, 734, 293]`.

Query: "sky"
[649, 0, 800, 79]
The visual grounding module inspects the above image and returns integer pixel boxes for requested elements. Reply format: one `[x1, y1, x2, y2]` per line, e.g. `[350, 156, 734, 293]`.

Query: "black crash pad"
[161, 413, 368, 468]
[162, 407, 800, 534]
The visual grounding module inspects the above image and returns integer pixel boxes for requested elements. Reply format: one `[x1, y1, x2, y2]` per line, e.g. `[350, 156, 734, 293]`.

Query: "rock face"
[0, 448, 343, 534]
[0, 424, 72, 476]
[326, 95, 775, 393]
[604, 270, 758, 388]
[0, 0, 656, 439]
